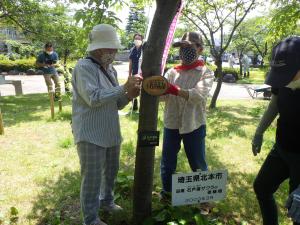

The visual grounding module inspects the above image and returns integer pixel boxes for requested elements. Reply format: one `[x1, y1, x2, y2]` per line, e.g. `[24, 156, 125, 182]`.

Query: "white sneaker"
[101, 203, 123, 213]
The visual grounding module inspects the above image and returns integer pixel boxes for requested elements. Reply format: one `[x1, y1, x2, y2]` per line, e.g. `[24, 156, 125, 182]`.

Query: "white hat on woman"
[86, 24, 123, 52]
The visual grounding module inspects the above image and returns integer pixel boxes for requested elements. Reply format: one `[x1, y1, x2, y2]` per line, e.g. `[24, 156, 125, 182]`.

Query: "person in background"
[160, 32, 214, 213]
[257, 54, 263, 66]
[252, 36, 300, 225]
[228, 52, 235, 68]
[36, 42, 60, 100]
[241, 54, 250, 78]
[72, 24, 142, 225]
[129, 33, 143, 111]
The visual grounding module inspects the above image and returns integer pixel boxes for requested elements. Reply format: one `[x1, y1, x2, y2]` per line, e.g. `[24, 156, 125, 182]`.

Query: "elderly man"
[72, 24, 142, 225]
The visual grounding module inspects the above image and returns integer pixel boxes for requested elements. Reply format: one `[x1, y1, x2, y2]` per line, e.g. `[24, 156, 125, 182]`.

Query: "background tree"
[242, 17, 270, 63]
[125, 4, 148, 49]
[24, 4, 81, 66]
[0, 0, 42, 34]
[72, 0, 122, 33]
[268, 0, 300, 43]
[182, 0, 258, 108]
[229, 30, 250, 76]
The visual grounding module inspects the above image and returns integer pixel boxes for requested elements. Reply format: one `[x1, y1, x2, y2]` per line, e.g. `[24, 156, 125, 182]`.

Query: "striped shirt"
[71, 58, 130, 148]
[162, 65, 214, 134]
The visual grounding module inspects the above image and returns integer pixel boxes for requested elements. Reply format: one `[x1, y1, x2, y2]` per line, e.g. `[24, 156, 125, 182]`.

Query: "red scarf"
[174, 60, 205, 71]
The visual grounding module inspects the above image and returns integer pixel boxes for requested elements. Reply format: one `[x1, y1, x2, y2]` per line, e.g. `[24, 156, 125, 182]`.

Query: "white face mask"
[134, 40, 142, 47]
[286, 79, 300, 90]
[100, 52, 116, 65]
[46, 51, 53, 55]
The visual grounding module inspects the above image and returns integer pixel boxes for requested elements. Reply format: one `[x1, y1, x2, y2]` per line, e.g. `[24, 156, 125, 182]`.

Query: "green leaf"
[167, 222, 179, 225]
[10, 207, 18, 216]
[142, 217, 155, 225]
[194, 214, 207, 225]
[154, 209, 168, 222]
[178, 219, 187, 225]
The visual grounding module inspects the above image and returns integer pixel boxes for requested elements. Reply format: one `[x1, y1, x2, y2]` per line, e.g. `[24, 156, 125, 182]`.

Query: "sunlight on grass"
[237, 68, 267, 84]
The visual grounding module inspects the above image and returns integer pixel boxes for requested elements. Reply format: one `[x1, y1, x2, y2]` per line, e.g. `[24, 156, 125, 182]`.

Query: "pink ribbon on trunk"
[161, 0, 184, 74]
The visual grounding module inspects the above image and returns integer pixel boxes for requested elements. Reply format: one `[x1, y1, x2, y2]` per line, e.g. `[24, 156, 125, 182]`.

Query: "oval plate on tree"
[143, 75, 169, 96]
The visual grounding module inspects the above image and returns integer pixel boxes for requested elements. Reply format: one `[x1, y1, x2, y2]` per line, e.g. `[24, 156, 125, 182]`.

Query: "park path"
[0, 62, 264, 100]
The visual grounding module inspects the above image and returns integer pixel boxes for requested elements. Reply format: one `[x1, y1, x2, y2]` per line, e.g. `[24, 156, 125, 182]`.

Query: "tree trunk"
[132, 0, 181, 224]
[63, 49, 69, 69]
[209, 57, 223, 109]
[239, 58, 243, 77]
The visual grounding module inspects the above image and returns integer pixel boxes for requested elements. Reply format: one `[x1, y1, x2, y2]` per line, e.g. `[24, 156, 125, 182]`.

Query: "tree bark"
[63, 49, 70, 69]
[209, 57, 222, 109]
[132, 0, 181, 224]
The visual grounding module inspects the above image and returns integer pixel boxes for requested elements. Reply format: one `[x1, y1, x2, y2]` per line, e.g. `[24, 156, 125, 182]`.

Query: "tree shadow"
[27, 168, 136, 225]
[28, 169, 82, 225]
[0, 94, 72, 127]
[207, 104, 265, 140]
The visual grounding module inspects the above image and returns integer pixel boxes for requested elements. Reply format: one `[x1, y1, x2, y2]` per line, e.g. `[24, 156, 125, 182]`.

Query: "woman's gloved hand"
[165, 83, 180, 96]
[252, 134, 263, 156]
[286, 185, 300, 223]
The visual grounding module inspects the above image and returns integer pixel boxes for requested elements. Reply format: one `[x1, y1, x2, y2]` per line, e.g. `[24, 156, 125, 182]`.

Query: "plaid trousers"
[77, 142, 120, 225]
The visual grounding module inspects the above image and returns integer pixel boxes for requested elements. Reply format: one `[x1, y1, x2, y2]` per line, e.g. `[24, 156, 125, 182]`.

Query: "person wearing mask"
[160, 32, 214, 205]
[36, 42, 60, 100]
[228, 53, 235, 68]
[72, 24, 142, 225]
[129, 33, 143, 111]
[241, 54, 250, 78]
[252, 36, 300, 225]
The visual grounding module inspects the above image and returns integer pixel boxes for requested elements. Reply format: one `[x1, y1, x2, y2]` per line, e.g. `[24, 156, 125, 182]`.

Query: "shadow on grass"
[28, 169, 134, 225]
[0, 93, 72, 127]
[207, 104, 265, 140]
[28, 170, 81, 225]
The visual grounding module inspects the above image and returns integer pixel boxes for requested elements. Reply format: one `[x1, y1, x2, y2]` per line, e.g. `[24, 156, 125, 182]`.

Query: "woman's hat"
[86, 24, 123, 52]
[173, 32, 203, 48]
[266, 36, 300, 88]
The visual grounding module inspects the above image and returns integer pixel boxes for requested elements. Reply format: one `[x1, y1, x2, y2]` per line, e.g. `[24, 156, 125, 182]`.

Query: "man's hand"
[252, 134, 263, 156]
[286, 185, 300, 223]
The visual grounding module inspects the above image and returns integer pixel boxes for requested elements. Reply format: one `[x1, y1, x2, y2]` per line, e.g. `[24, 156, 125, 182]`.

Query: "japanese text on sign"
[172, 170, 228, 206]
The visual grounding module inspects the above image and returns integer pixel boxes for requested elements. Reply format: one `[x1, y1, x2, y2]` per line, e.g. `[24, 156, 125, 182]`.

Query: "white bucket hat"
[86, 24, 123, 52]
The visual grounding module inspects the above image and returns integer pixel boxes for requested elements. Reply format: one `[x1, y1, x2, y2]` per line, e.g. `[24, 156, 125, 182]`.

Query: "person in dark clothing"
[252, 36, 300, 225]
[129, 33, 143, 111]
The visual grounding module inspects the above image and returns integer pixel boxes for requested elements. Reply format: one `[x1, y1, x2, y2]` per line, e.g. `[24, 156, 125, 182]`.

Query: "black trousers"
[253, 144, 300, 225]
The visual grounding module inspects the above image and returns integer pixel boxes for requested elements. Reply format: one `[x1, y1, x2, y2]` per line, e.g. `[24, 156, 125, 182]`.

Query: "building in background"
[0, 26, 29, 54]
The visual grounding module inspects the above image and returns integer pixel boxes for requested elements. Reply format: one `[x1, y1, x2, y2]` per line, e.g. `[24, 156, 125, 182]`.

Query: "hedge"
[0, 58, 37, 72]
[222, 67, 240, 79]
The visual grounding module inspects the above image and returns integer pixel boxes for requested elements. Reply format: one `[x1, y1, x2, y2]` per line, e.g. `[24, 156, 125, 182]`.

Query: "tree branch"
[223, 0, 256, 52]
[182, 11, 212, 48]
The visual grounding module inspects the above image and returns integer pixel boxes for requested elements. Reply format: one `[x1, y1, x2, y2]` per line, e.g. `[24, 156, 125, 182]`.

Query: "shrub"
[0, 54, 9, 60]
[0, 58, 36, 72]
[222, 67, 240, 80]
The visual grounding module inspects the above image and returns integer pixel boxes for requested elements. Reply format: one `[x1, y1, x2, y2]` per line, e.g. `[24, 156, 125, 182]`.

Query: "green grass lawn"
[237, 68, 267, 85]
[0, 94, 293, 225]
